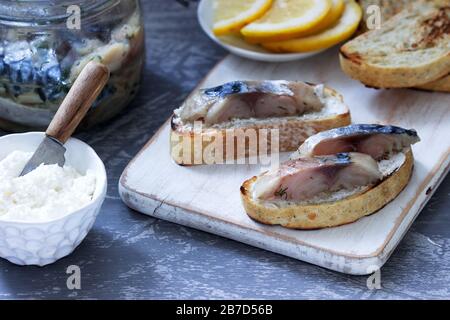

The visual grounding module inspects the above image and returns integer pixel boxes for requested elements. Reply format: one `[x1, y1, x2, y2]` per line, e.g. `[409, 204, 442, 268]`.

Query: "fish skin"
[204, 81, 251, 98]
[316, 124, 419, 137]
[294, 124, 420, 160]
[253, 152, 382, 201]
[203, 81, 293, 98]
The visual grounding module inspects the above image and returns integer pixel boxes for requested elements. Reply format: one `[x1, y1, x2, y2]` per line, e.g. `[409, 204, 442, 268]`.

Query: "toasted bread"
[415, 74, 450, 92]
[357, 0, 450, 91]
[241, 149, 414, 229]
[340, 2, 450, 88]
[170, 85, 351, 165]
[358, 0, 417, 32]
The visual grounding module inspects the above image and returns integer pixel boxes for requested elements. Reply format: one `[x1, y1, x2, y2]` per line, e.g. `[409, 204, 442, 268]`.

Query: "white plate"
[197, 0, 325, 63]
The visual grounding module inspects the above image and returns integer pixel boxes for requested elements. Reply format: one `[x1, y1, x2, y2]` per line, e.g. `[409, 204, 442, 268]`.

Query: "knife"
[20, 61, 110, 176]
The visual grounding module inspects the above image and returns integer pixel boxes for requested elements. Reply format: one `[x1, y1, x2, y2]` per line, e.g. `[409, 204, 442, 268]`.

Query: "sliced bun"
[241, 149, 414, 229]
[340, 3, 450, 88]
[358, 0, 417, 33]
[170, 87, 351, 165]
[415, 74, 450, 92]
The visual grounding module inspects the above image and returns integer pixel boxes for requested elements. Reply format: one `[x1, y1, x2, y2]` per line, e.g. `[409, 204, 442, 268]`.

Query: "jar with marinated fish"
[0, 0, 145, 131]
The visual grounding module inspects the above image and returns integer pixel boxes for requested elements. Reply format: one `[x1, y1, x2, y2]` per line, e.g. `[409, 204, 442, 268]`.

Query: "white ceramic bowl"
[0, 132, 107, 266]
[197, 0, 324, 62]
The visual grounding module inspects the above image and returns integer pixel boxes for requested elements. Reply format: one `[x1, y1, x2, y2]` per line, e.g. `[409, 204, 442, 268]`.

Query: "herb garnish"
[274, 186, 288, 200]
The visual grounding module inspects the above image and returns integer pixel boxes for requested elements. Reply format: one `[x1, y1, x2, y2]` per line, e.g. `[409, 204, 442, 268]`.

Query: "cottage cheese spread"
[0, 151, 96, 222]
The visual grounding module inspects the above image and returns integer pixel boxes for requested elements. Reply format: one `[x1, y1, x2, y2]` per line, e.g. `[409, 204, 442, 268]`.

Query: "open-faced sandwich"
[241, 124, 420, 229]
[170, 80, 351, 165]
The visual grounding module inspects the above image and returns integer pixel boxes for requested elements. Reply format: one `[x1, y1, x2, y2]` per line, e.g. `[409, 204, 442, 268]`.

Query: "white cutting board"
[119, 49, 450, 275]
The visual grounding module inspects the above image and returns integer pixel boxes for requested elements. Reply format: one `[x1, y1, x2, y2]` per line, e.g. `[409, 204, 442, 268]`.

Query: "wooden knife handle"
[46, 61, 110, 143]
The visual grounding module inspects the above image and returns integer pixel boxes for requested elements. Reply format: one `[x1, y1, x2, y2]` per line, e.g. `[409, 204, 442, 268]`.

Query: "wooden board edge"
[118, 53, 450, 272]
[119, 117, 171, 189]
[120, 115, 450, 259]
[119, 55, 229, 189]
[376, 155, 450, 264]
[118, 181, 382, 275]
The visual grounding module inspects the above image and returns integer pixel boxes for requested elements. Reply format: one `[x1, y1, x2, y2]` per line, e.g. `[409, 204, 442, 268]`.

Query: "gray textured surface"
[0, 0, 449, 300]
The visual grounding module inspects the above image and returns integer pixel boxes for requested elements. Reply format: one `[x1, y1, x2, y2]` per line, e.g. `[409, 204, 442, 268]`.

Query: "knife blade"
[20, 136, 66, 176]
[19, 61, 110, 176]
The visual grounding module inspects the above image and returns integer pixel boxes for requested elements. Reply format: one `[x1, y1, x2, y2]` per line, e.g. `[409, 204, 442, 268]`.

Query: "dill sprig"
[274, 186, 288, 200]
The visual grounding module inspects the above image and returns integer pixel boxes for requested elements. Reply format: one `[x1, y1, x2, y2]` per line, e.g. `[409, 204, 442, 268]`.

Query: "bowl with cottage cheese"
[0, 132, 107, 266]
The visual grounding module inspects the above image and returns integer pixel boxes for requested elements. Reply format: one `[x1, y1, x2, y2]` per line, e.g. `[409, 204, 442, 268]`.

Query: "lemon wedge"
[241, 0, 332, 41]
[245, 0, 345, 43]
[262, 0, 362, 53]
[213, 0, 273, 36]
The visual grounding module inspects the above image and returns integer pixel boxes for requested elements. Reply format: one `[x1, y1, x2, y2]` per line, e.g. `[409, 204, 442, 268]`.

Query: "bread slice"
[415, 74, 450, 92]
[170, 86, 351, 165]
[357, 0, 450, 91]
[358, 0, 418, 33]
[340, 2, 450, 88]
[241, 149, 414, 229]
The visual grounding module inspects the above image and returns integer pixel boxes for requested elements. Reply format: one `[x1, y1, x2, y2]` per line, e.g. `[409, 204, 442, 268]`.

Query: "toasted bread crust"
[241, 149, 414, 229]
[358, 0, 435, 33]
[339, 50, 450, 88]
[170, 89, 351, 165]
[415, 74, 450, 92]
[340, 4, 450, 88]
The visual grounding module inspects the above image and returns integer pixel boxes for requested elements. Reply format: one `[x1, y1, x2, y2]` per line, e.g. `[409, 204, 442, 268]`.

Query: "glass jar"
[0, 0, 145, 131]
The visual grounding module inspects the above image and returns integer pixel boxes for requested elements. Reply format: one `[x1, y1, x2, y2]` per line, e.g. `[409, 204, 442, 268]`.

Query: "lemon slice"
[299, 0, 345, 37]
[262, 0, 362, 53]
[241, 0, 332, 41]
[213, 0, 273, 36]
[246, 0, 345, 43]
